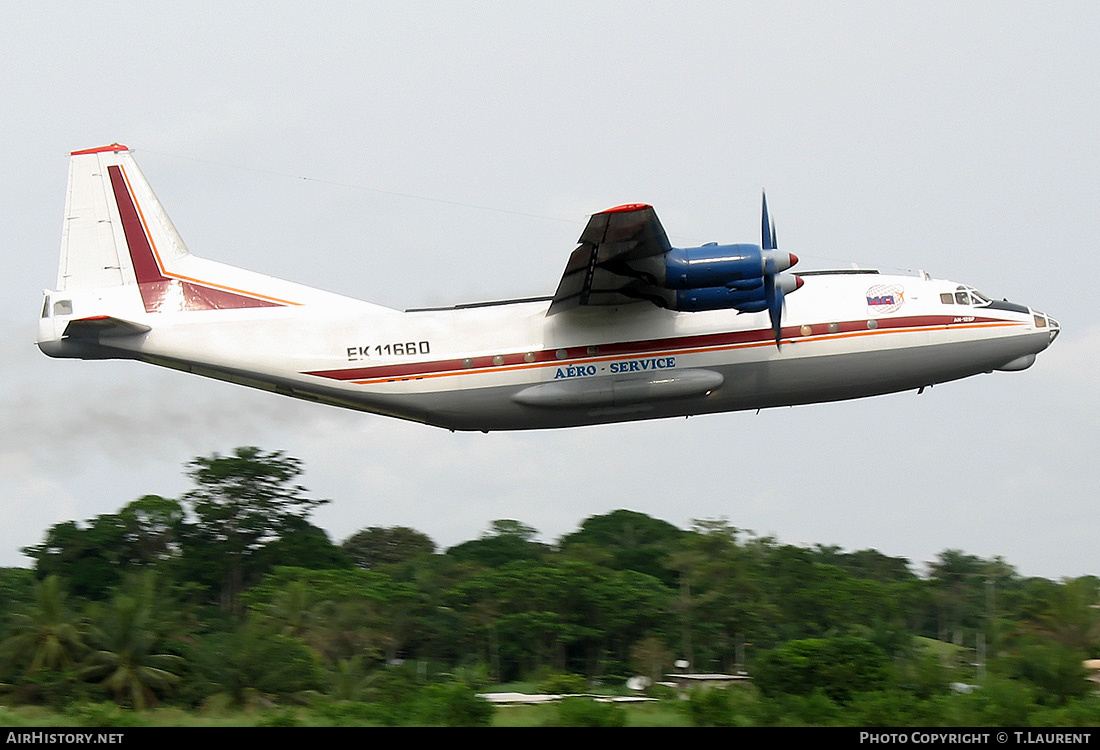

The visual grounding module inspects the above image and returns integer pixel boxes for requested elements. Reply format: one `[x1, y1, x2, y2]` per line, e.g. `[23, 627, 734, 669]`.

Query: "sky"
[2, 2, 1098, 580]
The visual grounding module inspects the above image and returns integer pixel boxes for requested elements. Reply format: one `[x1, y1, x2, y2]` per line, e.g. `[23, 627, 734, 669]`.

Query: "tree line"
[1, 446, 1097, 726]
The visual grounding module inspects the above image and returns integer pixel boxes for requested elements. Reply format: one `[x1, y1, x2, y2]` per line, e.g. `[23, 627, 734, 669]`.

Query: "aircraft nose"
[1033, 310, 1060, 344]
[1046, 316, 1061, 343]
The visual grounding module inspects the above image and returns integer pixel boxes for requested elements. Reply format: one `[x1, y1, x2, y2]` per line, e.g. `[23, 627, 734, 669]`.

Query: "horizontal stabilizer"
[63, 315, 152, 339]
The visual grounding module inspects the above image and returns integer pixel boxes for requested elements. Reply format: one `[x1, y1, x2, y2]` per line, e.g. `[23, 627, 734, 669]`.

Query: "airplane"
[37, 144, 1060, 431]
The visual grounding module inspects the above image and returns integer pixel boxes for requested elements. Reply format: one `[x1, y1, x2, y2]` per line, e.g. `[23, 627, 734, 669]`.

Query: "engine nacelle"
[664, 244, 797, 290]
[673, 273, 803, 313]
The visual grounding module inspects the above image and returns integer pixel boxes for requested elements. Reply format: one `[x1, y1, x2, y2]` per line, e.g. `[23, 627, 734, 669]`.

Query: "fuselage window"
[940, 293, 953, 304]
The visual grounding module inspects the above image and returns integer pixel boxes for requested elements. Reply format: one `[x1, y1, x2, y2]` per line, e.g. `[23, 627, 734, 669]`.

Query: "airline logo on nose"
[866, 285, 905, 314]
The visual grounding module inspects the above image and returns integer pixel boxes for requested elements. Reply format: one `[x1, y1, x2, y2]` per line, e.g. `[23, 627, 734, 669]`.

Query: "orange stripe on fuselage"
[341, 319, 1026, 385]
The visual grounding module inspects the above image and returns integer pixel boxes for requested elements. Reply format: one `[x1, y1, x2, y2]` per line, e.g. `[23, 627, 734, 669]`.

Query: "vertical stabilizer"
[40, 143, 386, 361]
[58, 144, 190, 292]
[55, 145, 289, 314]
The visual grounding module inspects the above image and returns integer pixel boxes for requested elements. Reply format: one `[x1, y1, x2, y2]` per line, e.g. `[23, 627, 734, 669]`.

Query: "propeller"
[761, 192, 799, 347]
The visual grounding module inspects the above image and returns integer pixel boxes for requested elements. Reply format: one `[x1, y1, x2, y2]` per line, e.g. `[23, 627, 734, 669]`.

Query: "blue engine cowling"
[664, 243, 765, 289]
[673, 273, 802, 313]
[659, 242, 799, 313]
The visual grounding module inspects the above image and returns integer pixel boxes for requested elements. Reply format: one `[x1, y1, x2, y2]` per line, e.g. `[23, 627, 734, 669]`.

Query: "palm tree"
[0, 575, 87, 674]
[81, 591, 181, 709]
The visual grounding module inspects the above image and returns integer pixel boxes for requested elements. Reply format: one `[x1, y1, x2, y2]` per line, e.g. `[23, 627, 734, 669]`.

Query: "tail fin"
[56, 145, 285, 313]
[41, 145, 387, 360]
[59, 144, 189, 293]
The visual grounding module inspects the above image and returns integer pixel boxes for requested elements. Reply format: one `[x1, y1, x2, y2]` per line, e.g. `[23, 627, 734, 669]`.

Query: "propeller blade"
[761, 192, 773, 250]
[768, 281, 785, 347]
[762, 193, 791, 347]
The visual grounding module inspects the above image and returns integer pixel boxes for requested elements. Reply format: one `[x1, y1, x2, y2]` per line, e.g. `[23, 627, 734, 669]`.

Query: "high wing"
[547, 198, 807, 347]
[548, 204, 675, 314]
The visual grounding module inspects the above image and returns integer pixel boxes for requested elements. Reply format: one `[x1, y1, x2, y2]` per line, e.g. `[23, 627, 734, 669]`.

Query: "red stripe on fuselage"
[304, 315, 1025, 384]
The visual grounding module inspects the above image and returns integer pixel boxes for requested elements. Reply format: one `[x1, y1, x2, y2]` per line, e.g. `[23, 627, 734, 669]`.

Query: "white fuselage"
[39, 269, 1058, 431]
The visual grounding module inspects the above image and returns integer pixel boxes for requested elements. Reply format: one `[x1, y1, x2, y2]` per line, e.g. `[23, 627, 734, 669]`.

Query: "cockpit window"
[942, 288, 993, 306]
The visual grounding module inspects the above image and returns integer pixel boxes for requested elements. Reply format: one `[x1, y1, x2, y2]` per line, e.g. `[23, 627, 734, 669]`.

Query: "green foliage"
[342, 526, 436, 569]
[629, 635, 672, 684]
[354, 666, 425, 725]
[327, 656, 372, 702]
[812, 545, 917, 584]
[536, 670, 586, 694]
[118, 495, 184, 566]
[322, 665, 493, 726]
[942, 674, 1038, 726]
[559, 509, 685, 586]
[1, 576, 87, 676]
[80, 577, 183, 710]
[758, 544, 912, 648]
[997, 639, 1090, 705]
[685, 687, 742, 727]
[22, 498, 185, 602]
[250, 517, 352, 572]
[65, 701, 149, 727]
[668, 519, 772, 671]
[446, 519, 549, 568]
[182, 447, 330, 613]
[5, 669, 96, 709]
[753, 636, 891, 704]
[190, 625, 325, 704]
[244, 566, 408, 605]
[758, 688, 845, 726]
[23, 519, 127, 600]
[925, 549, 1015, 645]
[5, 448, 1099, 721]
[311, 699, 383, 726]
[0, 568, 36, 618]
[415, 682, 494, 726]
[1019, 575, 1100, 652]
[894, 646, 951, 700]
[242, 566, 424, 666]
[553, 696, 626, 727]
[447, 559, 672, 680]
[1025, 695, 1100, 727]
[844, 688, 946, 727]
[255, 708, 303, 727]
